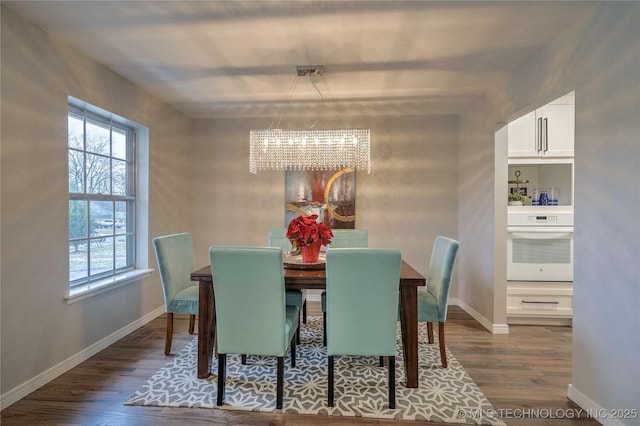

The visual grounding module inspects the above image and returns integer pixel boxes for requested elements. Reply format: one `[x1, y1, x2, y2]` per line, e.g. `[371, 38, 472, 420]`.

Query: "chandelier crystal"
[249, 128, 370, 174]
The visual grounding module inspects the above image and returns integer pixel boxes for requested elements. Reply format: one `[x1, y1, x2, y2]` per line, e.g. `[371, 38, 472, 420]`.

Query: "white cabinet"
[507, 281, 573, 325]
[508, 92, 574, 158]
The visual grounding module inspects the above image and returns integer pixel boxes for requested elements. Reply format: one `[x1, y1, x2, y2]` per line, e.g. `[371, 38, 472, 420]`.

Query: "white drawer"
[507, 283, 573, 317]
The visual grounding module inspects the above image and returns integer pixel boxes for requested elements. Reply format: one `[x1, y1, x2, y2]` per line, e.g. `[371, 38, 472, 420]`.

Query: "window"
[68, 101, 136, 288]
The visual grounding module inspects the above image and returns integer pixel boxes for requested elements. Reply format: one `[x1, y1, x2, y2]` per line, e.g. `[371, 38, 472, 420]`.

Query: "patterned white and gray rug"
[125, 317, 504, 425]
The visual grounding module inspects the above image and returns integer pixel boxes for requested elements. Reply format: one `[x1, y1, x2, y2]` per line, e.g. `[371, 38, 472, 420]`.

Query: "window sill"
[65, 269, 153, 304]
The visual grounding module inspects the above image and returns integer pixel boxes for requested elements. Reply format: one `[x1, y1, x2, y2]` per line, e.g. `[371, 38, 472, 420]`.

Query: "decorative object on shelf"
[286, 214, 333, 263]
[249, 66, 371, 174]
[508, 192, 526, 206]
[548, 186, 559, 206]
[508, 169, 529, 205]
[539, 190, 549, 206]
[531, 188, 540, 205]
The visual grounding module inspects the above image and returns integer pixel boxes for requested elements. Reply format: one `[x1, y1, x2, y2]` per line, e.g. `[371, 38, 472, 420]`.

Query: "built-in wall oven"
[507, 208, 573, 281]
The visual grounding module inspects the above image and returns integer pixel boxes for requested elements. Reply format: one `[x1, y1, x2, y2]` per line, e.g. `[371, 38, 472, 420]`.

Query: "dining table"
[190, 259, 426, 388]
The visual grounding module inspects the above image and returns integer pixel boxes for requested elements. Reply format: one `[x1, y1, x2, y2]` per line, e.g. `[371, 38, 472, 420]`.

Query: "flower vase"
[300, 240, 321, 263]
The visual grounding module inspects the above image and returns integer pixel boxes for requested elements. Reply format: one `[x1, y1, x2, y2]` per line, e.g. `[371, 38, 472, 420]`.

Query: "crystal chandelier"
[249, 66, 371, 174]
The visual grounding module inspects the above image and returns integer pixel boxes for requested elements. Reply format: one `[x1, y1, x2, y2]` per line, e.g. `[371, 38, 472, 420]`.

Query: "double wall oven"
[507, 207, 573, 282]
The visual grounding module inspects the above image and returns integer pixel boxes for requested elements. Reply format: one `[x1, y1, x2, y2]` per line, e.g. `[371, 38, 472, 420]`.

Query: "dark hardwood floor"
[1, 303, 598, 426]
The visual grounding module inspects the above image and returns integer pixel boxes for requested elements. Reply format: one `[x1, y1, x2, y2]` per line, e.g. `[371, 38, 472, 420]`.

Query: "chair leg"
[438, 322, 448, 368]
[164, 313, 174, 355]
[379, 356, 385, 367]
[290, 334, 297, 368]
[302, 299, 307, 324]
[241, 354, 247, 365]
[388, 355, 396, 409]
[188, 314, 195, 334]
[328, 355, 335, 407]
[296, 308, 302, 344]
[276, 356, 284, 409]
[216, 354, 226, 406]
[323, 312, 327, 346]
[427, 322, 434, 344]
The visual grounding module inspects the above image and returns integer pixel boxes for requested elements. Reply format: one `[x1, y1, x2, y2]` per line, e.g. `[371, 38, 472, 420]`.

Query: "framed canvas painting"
[285, 168, 355, 229]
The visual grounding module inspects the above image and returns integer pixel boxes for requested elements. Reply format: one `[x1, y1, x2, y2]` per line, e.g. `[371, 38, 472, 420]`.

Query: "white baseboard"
[306, 289, 322, 302]
[453, 298, 509, 334]
[507, 316, 572, 326]
[567, 384, 628, 426]
[0, 306, 165, 410]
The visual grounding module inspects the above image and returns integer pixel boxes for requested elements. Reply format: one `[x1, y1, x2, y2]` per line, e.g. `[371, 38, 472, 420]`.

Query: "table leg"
[197, 280, 214, 379]
[399, 285, 419, 388]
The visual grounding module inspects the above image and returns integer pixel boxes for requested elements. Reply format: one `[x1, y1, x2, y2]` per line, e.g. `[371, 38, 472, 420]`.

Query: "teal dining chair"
[269, 228, 308, 330]
[209, 246, 299, 410]
[325, 248, 401, 409]
[320, 229, 368, 345]
[418, 236, 459, 368]
[152, 232, 199, 355]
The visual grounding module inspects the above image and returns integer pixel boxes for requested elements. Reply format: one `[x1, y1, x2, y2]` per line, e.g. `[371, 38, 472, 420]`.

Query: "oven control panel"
[529, 215, 558, 224]
[508, 208, 574, 227]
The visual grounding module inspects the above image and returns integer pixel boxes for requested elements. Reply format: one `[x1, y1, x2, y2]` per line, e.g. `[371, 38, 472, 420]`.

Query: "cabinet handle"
[543, 118, 548, 152]
[521, 300, 560, 304]
[537, 117, 543, 152]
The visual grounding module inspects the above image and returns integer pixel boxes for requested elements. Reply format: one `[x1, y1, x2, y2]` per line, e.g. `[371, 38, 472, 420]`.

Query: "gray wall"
[457, 97, 507, 330]
[504, 3, 640, 419]
[1, 7, 192, 395]
[189, 115, 460, 277]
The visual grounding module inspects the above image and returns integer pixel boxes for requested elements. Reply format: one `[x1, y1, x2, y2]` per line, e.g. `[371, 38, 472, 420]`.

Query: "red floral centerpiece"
[286, 214, 333, 263]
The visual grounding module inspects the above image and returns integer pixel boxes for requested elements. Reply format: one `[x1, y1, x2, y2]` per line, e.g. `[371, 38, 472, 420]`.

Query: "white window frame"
[66, 98, 151, 301]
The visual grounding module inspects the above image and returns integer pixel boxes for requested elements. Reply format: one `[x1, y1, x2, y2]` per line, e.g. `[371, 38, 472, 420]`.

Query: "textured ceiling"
[5, 1, 594, 118]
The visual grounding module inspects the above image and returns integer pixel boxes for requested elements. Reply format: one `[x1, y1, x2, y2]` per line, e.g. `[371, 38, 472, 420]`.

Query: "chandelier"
[249, 66, 371, 174]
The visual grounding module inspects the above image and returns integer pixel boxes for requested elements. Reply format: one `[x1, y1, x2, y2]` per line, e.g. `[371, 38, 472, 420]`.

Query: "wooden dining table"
[190, 259, 426, 388]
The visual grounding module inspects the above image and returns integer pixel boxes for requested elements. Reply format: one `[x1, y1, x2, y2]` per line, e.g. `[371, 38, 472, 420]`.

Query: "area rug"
[125, 317, 504, 425]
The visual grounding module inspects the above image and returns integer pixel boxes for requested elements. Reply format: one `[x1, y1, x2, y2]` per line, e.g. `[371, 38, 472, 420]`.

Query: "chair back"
[152, 232, 197, 314]
[426, 236, 459, 321]
[209, 246, 290, 356]
[268, 229, 293, 252]
[325, 248, 401, 356]
[329, 229, 368, 248]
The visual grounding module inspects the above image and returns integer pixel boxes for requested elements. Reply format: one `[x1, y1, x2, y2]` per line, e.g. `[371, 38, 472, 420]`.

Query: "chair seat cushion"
[285, 305, 300, 342]
[417, 289, 440, 322]
[286, 290, 304, 309]
[168, 284, 199, 314]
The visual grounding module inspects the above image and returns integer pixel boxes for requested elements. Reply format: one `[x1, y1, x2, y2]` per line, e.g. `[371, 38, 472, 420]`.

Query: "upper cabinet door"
[507, 110, 538, 157]
[508, 92, 574, 158]
[538, 95, 574, 157]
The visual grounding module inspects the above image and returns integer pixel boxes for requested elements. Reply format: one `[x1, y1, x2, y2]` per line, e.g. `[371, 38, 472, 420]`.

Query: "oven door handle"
[508, 227, 573, 239]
